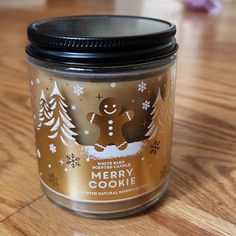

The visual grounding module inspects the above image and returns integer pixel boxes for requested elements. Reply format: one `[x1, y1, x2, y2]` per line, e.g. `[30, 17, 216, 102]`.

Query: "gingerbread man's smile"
[104, 104, 117, 115]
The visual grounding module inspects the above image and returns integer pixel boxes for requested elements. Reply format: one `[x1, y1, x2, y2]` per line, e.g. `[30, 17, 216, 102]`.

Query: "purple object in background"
[185, 0, 222, 15]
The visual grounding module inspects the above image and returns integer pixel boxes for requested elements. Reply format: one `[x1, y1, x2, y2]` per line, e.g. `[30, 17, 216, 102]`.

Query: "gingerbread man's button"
[108, 126, 113, 130]
[108, 120, 113, 125]
[109, 132, 113, 136]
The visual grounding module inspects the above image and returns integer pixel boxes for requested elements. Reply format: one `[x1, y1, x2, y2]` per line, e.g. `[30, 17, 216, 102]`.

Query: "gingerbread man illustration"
[87, 97, 134, 152]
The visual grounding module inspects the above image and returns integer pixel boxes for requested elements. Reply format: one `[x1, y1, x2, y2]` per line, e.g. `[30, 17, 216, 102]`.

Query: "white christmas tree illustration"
[37, 90, 51, 130]
[45, 81, 78, 146]
[145, 88, 163, 140]
[145, 76, 174, 140]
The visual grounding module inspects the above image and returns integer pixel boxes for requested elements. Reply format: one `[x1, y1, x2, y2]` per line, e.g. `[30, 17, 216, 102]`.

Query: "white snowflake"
[111, 82, 116, 88]
[59, 159, 64, 165]
[36, 149, 41, 158]
[84, 130, 89, 135]
[36, 78, 40, 84]
[73, 84, 84, 96]
[142, 100, 150, 110]
[138, 81, 147, 93]
[71, 105, 77, 111]
[49, 144, 57, 153]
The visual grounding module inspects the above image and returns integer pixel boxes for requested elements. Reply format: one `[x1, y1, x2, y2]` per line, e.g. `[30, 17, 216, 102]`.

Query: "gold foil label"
[30, 68, 175, 202]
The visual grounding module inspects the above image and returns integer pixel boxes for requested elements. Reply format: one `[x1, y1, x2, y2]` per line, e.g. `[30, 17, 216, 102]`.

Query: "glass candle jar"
[26, 15, 178, 218]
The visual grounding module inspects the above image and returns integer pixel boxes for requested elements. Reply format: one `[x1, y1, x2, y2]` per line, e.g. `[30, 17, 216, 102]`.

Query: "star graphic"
[59, 159, 64, 165]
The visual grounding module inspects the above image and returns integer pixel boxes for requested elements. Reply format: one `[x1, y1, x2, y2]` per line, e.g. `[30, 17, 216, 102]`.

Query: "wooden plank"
[0, 196, 214, 236]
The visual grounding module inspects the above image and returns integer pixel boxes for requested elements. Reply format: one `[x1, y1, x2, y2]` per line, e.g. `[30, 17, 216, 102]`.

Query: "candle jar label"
[30, 69, 175, 202]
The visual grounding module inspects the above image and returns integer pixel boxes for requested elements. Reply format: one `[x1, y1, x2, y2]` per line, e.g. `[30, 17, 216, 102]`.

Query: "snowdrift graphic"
[83, 141, 146, 159]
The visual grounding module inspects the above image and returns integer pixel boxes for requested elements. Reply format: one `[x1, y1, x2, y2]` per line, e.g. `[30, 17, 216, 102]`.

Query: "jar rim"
[26, 15, 178, 66]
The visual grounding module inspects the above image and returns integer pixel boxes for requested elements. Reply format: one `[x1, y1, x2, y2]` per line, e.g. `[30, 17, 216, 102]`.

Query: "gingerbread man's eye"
[104, 105, 108, 108]
[112, 104, 116, 108]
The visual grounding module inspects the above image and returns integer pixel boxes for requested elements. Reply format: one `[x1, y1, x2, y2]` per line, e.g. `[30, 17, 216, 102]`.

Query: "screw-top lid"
[26, 15, 178, 65]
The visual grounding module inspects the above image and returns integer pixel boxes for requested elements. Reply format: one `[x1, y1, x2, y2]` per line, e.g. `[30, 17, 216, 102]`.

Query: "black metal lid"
[26, 15, 178, 65]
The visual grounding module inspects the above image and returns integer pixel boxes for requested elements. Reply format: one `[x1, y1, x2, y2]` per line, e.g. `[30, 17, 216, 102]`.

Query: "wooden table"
[0, 0, 235, 235]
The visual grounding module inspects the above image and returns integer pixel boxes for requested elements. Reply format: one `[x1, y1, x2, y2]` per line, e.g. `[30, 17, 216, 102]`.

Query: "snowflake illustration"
[150, 140, 160, 155]
[71, 105, 77, 111]
[36, 78, 40, 84]
[142, 100, 150, 110]
[48, 173, 58, 187]
[84, 130, 90, 135]
[49, 144, 57, 153]
[66, 153, 80, 168]
[73, 84, 84, 96]
[138, 81, 147, 92]
[36, 149, 41, 158]
[111, 82, 116, 88]
[160, 166, 167, 179]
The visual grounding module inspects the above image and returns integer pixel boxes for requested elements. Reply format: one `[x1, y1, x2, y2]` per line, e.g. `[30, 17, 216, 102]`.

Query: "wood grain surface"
[0, 0, 235, 235]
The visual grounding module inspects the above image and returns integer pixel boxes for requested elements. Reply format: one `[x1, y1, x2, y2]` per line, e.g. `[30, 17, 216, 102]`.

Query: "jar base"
[40, 179, 169, 219]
